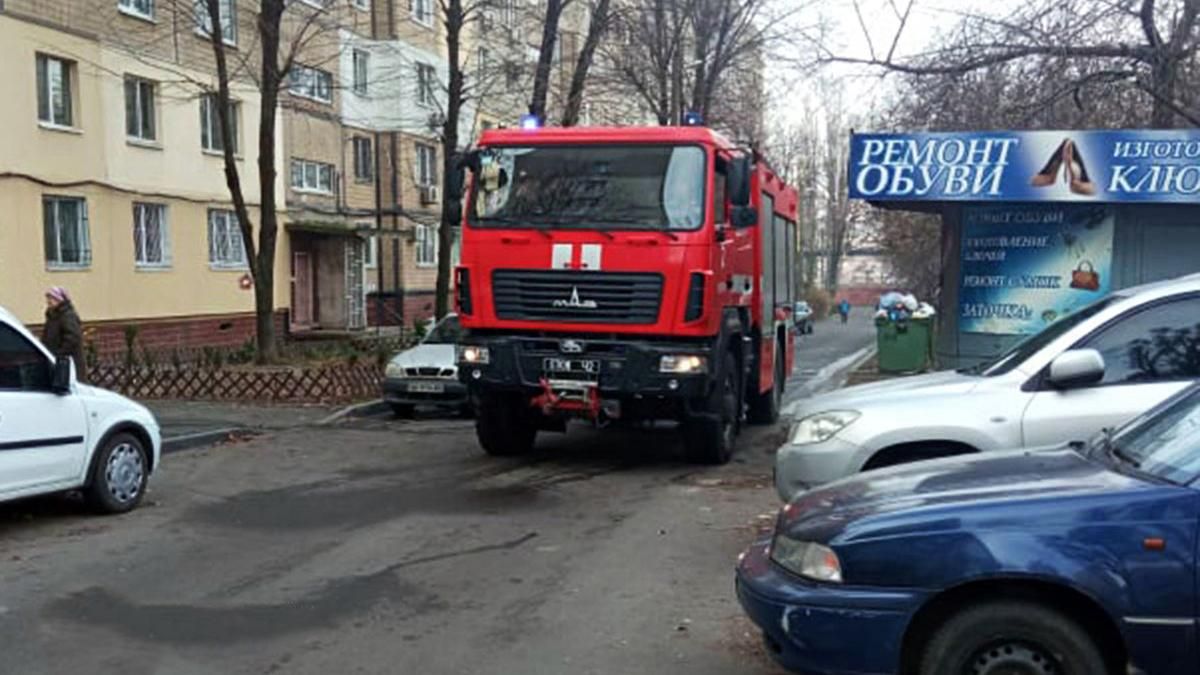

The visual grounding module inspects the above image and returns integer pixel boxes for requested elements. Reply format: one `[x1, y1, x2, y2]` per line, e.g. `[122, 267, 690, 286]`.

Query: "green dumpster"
[875, 317, 933, 373]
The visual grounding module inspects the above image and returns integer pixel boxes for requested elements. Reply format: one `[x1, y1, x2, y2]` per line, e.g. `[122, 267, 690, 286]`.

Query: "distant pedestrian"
[43, 286, 87, 382]
[838, 299, 851, 324]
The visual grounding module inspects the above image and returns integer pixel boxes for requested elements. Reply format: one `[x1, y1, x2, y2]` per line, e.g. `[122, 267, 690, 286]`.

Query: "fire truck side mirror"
[731, 206, 758, 228]
[727, 155, 752, 207]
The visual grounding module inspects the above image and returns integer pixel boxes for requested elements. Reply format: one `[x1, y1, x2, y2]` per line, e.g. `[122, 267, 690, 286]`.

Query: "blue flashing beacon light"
[682, 111, 703, 126]
[519, 114, 543, 130]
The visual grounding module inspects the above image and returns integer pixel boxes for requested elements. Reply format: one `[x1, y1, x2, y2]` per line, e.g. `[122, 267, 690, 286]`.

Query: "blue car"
[738, 382, 1200, 675]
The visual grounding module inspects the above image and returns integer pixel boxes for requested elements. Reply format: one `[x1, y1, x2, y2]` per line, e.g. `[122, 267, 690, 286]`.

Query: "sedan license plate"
[407, 382, 445, 394]
[543, 357, 600, 376]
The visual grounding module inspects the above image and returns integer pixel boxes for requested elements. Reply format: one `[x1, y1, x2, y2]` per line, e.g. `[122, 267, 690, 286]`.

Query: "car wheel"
[747, 347, 781, 425]
[920, 601, 1109, 675]
[390, 403, 416, 418]
[84, 433, 149, 514]
[683, 351, 739, 464]
[476, 393, 537, 456]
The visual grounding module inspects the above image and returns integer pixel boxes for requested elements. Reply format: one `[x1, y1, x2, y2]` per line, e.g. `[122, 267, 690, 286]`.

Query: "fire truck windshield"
[469, 144, 706, 231]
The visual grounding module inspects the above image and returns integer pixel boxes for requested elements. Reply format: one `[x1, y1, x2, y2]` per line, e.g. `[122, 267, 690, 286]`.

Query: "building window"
[118, 0, 154, 20]
[353, 137, 373, 181]
[290, 159, 334, 193]
[133, 203, 170, 267]
[287, 64, 332, 103]
[124, 76, 157, 141]
[415, 224, 436, 267]
[208, 209, 246, 268]
[43, 197, 91, 268]
[416, 143, 437, 187]
[36, 54, 74, 128]
[195, 0, 236, 45]
[476, 47, 490, 81]
[352, 49, 370, 96]
[412, 0, 433, 26]
[416, 62, 437, 105]
[503, 0, 517, 27]
[353, 0, 369, 9]
[362, 230, 378, 268]
[200, 94, 239, 153]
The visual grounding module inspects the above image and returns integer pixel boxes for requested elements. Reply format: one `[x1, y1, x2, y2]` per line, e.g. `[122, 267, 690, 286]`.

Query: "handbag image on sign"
[1070, 260, 1100, 291]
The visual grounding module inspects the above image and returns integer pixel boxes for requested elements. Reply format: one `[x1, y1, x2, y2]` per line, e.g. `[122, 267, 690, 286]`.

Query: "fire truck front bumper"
[456, 335, 716, 401]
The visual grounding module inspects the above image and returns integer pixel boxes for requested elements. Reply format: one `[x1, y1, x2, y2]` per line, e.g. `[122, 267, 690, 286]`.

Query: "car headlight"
[459, 345, 490, 364]
[770, 534, 843, 583]
[385, 361, 405, 378]
[659, 354, 707, 374]
[791, 410, 860, 445]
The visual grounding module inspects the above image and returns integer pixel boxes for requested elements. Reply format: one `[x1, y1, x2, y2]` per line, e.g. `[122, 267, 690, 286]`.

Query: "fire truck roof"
[477, 125, 738, 149]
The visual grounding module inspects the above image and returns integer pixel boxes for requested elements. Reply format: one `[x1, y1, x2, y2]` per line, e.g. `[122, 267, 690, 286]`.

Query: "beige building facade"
[0, 2, 287, 355]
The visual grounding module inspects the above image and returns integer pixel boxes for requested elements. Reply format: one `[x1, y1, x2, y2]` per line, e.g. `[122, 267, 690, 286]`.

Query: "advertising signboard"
[849, 130, 1200, 203]
[960, 204, 1114, 335]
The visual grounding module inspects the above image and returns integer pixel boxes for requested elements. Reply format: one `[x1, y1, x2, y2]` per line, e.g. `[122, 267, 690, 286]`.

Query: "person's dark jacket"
[43, 301, 87, 383]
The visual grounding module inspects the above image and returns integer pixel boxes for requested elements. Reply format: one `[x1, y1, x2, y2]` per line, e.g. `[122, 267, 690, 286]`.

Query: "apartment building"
[0, 0, 287, 355]
[0, 0, 605, 350]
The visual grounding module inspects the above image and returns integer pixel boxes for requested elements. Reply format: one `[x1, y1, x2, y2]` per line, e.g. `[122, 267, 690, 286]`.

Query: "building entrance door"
[292, 250, 314, 327]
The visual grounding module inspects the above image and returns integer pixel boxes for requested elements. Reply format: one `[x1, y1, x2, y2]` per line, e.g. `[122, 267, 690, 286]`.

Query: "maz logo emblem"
[552, 286, 598, 310]
[560, 339, 584, 354]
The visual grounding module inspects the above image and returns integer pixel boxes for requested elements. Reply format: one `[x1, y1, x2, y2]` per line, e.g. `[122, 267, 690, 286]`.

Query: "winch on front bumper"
[457, 334, 716, 419]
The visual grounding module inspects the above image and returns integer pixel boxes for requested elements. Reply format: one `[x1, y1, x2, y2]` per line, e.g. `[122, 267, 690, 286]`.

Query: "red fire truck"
[451, 125, 799, 464]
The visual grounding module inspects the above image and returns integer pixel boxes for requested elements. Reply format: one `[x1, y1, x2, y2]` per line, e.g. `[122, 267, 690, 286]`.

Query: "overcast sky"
[770, 0, 1000, 125]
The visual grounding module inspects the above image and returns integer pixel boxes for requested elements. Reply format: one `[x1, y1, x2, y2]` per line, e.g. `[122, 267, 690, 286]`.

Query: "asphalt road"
[785, 309, 876, 403]
[0, 321, 874, 675]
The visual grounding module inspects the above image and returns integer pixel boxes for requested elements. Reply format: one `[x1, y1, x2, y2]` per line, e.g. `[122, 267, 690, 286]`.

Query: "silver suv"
[777, 273, 1200, 501]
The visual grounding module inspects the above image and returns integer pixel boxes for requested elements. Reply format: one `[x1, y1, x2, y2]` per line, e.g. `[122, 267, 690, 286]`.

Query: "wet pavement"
[0, 318, 876, 675]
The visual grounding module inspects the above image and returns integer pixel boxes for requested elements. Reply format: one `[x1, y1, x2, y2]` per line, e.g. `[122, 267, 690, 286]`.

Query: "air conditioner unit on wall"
[420, 185, 439, 204]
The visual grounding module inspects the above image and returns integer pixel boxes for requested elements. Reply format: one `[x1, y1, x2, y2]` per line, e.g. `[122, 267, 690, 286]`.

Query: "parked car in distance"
[776, 273, 1200, 501]
[0, 305, 161, 513]
[793, 301, 814, 334]
[739, 381, 1200, 675]
[383, 314, 468, 417]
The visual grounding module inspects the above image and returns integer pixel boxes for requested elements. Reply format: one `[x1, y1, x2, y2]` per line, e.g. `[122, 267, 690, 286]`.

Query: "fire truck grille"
[491, 270, 664, 324]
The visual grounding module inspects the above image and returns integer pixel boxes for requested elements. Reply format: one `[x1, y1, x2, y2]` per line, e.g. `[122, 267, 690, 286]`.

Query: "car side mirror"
[726, 155, 752, 207]
[50, 355, 73, 395]
[731, 206, 757, 228]
[447, 150, 482, 202]
[1047, 349, 1105, 389]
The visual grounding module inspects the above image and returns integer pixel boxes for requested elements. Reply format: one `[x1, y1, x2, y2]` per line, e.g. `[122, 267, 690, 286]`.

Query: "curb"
[782, 345, 877, 418]
[317, 399, 389, 426]
[162, 427, 247, 454]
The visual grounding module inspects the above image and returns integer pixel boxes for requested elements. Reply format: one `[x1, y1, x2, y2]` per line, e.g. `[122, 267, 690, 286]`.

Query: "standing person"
[838, 298, 851, 324]
[43, 286, 87, 383]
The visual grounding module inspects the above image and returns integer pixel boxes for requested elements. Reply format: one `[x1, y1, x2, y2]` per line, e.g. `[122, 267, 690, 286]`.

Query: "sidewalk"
[149, 400, 342, 453]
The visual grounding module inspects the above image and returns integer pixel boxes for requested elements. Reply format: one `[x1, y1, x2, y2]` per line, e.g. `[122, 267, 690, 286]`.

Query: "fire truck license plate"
[543, 358, 599, 375]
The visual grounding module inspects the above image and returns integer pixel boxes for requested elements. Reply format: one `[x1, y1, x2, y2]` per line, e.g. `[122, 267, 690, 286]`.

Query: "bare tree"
[562, 0, 613, 125]
[825, 0, 1200, 128]
[529, 0, 575, 119]
[198, 0, 335, 362]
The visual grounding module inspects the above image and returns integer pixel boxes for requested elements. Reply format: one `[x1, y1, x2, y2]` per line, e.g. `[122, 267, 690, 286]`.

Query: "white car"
[382, 314, 468, 417]
[0, 305, 161, 512]
[776, 273, 1200, 501]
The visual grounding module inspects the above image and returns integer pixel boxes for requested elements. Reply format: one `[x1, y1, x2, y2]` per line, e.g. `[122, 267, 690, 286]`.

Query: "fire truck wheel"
[476, 393, 537, 456]
[747, 346, 782, 425]
[682, 352, 739, 465]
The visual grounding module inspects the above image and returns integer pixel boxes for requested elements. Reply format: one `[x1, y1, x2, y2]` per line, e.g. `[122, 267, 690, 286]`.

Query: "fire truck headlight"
[459, 346, 490, 365]
[659, 355, 707, 374]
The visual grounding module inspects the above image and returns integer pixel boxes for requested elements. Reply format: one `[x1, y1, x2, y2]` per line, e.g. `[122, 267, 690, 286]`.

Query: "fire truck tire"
[476, 393, 537, 456]
[747, 345, 782, 425]
[682, 352, 739, 465]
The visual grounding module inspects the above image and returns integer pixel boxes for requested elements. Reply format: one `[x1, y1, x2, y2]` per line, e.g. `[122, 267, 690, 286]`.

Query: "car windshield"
[963, 296, 1118, 376]
[423, 315, 462, 344]
[468, 144, 707, 231]
[1107, 386, 1200, 484]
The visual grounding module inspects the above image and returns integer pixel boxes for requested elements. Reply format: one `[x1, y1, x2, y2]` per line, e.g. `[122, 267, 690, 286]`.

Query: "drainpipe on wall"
[374, 130, 384, 332]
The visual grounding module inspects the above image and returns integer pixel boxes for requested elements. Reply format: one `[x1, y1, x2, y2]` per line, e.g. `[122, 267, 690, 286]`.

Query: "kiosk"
[849, 129, 1200, 368]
